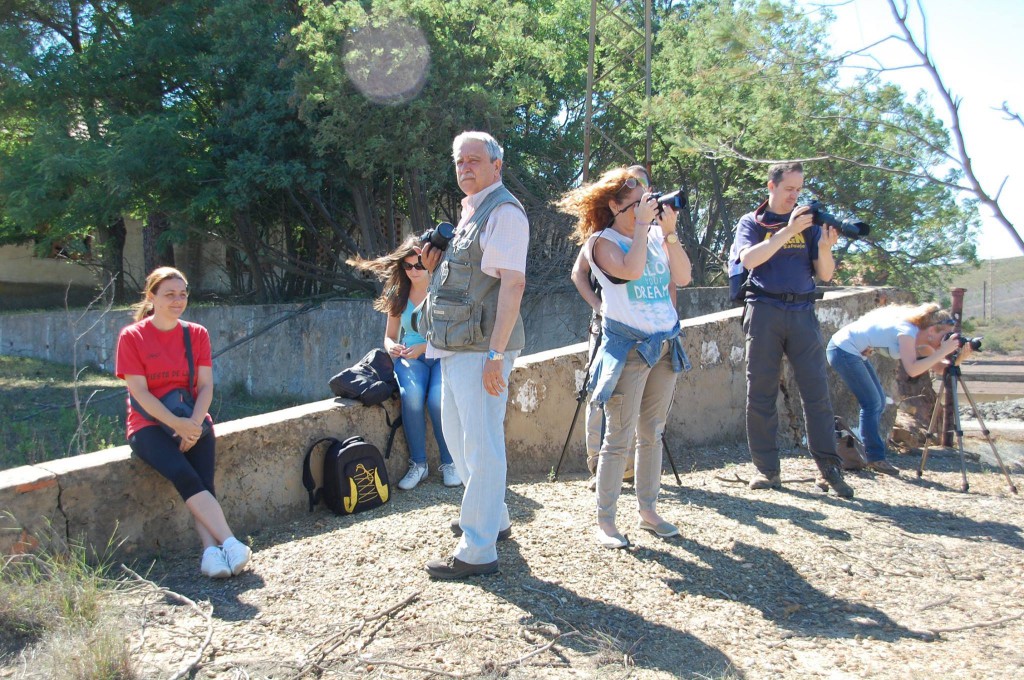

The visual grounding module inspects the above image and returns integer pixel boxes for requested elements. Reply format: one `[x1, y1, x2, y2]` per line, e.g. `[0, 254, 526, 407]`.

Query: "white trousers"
[441, 350, 517, 564]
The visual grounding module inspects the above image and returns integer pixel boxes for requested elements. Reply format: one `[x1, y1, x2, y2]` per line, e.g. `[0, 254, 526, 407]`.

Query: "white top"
[831, 316, 919, 359]
[587, 227, 677, 335]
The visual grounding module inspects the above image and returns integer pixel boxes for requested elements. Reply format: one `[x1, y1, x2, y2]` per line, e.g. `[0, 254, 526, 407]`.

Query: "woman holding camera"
[557, 166, 692, 548]
[826, 303, 961, 475]
[115, 267, 251, 579]
[348, 237, 458, 490]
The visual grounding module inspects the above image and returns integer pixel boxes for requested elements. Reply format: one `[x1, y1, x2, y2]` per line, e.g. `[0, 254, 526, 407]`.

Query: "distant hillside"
[948, 256, 1024, 319]
[946, 255, 1024, 354]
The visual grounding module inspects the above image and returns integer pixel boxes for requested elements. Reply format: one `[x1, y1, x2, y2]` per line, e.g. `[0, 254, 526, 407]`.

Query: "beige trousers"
[595, 342, 677, 526]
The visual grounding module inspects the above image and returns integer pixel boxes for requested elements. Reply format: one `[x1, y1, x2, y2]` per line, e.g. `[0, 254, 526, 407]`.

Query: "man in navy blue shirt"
[733, 162, 853, 498]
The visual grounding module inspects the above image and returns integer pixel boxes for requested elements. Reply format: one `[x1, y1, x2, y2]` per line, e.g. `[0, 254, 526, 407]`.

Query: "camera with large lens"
[651, 187, 687, 216]
[806, 200, 870, 240]
[943, 331, 983, 352]
[420, 222, 455, 251]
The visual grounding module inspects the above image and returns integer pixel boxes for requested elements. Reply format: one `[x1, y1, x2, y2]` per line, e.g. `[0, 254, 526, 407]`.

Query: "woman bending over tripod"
[557, 166, 692, 549]
[826, 302, 961, 475]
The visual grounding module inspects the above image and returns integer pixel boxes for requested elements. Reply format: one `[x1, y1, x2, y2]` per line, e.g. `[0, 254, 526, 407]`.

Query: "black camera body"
[420, 222, 455, 251]
[806, 200, 870, 240]
[943, 331, 983, 352]
[651, 188, 687, 216]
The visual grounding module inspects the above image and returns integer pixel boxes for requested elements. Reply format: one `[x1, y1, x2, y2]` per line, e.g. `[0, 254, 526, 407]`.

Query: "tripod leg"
[943, 375, 970, 492]
[662, 437, 683, 486]
[957, 377, 1019, 495]
[552, 394, 587, 482]
[918, 377, 947, 479]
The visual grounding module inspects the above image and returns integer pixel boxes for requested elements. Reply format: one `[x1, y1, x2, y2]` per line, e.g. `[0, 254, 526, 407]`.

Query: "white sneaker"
[439, 463, 462, 488]
[222, 537, 251, 576]
[398, 462, 429, 490]
[200, 546, 231, 579]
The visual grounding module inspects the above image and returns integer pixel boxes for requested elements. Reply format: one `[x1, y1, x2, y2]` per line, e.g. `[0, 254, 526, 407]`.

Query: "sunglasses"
[621, 175, 650, 191]
[401, 259, 427, 271]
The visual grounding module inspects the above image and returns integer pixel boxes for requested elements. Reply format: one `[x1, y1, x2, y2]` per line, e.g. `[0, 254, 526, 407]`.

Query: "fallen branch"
[714, 472, 815, 485]
[914, 611, 1024, 639]
[120, 564, 214, 680]
[291, 591, 421, 678]
[357, 631, 581, 678]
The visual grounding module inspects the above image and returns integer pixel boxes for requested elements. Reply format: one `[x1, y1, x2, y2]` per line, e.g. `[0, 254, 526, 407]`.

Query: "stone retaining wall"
[0, 288, 899, 558]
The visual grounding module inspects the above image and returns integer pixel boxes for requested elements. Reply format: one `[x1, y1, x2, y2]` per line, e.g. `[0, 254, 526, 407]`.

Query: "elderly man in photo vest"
[419, 131, 528, 579]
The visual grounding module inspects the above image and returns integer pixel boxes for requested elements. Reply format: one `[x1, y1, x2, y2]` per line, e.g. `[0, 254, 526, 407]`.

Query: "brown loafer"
[425, 556, 499, 580]
[866, 460, 901, 476]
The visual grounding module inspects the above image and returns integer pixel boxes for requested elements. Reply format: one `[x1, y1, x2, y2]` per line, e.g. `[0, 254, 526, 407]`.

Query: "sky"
[797, 0, 1024, 261]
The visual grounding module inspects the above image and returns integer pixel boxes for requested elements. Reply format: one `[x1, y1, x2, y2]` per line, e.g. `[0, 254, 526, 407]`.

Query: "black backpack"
[328, 348, 399, 406]
[302, 436, 391, 515]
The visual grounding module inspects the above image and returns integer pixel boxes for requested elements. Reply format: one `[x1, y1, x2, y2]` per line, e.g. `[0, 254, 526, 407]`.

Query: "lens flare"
[343, 19, 430, 105]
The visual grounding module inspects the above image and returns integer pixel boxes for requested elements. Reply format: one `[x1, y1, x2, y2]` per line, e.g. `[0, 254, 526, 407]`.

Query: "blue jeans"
[395, 356, 452, 466]
[826, 345, 887, 462]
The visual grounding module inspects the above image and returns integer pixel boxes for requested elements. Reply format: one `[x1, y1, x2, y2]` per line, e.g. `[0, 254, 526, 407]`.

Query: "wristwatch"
[487, 349, 505, 361]
[665, 232, 680, 244]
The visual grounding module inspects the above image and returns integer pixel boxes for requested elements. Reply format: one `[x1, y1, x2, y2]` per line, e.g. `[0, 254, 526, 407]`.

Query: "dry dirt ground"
[8, 435, 1024, 679]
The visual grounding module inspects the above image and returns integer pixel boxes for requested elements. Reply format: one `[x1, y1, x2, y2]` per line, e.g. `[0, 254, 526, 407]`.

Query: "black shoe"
[817, 465, 854, 498]
[425, 556, 499, 580]
[449, 519, 512, 542]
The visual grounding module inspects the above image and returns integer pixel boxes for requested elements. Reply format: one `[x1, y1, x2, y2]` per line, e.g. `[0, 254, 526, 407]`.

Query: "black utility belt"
[746, 286, 823, 304]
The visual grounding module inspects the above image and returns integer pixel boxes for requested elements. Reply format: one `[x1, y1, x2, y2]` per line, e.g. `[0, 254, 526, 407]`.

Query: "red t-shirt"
[115, 318, 213, 439]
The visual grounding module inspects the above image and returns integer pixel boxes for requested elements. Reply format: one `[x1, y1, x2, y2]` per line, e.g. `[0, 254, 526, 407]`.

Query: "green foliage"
[0, 0, 993, 299]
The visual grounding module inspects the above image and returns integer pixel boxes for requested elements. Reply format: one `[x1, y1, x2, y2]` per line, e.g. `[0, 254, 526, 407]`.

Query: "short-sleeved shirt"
[734, 206, 821, 311]
[831, 317, 919, 360]
[426, 181, 529, 359]
[115, 318, 213, 438]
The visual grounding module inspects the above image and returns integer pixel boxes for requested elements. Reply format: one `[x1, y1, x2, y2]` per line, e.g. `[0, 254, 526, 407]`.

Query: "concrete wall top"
[1, 287, 899, 559]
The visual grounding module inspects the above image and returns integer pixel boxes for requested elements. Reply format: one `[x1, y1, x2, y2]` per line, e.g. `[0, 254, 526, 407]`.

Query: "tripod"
[917, 360, 1018, 494]
[551, 316, 682, 485]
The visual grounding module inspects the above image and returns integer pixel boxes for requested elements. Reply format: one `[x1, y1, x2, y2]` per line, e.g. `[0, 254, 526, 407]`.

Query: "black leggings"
[129, 426, 216, 501]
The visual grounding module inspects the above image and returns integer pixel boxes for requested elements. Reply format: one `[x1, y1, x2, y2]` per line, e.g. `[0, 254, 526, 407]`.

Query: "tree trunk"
[93, 217, 128, 302]
[142, 211, 175, 273]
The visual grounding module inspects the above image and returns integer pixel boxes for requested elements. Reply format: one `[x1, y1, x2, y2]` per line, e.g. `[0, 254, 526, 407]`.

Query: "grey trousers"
[596, 342, 677, 526]
[743, 302, 840, 475]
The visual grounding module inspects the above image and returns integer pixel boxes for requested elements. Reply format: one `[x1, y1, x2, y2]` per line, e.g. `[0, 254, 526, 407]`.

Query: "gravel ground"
[961, 397, 1024, 422]
[19, 435, 1019, 680]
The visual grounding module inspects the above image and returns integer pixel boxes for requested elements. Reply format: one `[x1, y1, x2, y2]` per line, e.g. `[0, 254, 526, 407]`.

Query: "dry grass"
[0, 524, 137, 679]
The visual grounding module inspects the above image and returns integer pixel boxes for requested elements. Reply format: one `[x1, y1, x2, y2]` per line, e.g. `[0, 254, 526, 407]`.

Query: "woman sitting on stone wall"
[348, 237, 460, 491]
[115, 267, 251, 579]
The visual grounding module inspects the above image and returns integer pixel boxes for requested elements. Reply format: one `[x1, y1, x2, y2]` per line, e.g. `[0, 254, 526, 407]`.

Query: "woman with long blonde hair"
[826, 302, 962, 475]
[116, 267, 251, 578]
[348, 237, 458, 490]
[556, 166, 692, 548]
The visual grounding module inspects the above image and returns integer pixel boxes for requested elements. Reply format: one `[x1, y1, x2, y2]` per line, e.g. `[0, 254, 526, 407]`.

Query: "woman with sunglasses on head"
[557, 166, 692, 549]
[115, 267, 251, 579]
[348, 237, 458, 490]
[826, 302, 962, 475]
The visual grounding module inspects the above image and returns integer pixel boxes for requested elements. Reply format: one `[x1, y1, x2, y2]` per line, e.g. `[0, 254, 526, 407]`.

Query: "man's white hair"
[452, 131, 503, 163]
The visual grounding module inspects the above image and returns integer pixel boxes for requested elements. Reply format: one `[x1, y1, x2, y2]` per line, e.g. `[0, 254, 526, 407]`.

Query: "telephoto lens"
[420, 222, 455, 251]
[651, 187, 687, 215]
[807, 200, 870, 239]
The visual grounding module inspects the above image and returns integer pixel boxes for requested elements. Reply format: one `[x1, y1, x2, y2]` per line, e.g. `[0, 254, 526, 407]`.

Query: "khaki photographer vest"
[422, 185, 526, 353]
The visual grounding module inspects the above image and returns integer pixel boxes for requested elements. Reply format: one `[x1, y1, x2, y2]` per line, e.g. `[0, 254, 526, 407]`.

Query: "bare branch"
[885, 0, 1023, 253]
